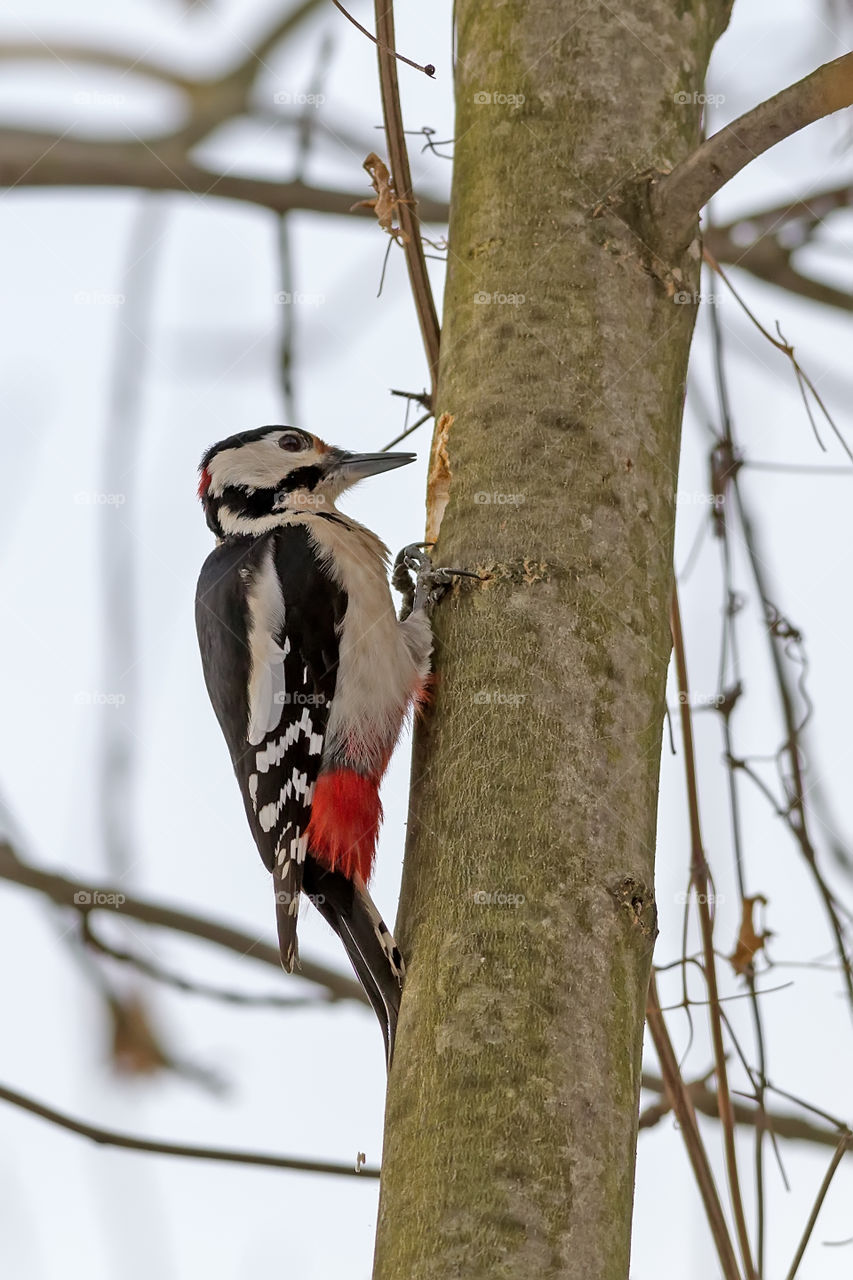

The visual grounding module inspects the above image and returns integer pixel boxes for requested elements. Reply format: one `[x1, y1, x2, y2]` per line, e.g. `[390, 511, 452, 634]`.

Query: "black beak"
[326, 450, 416, 482]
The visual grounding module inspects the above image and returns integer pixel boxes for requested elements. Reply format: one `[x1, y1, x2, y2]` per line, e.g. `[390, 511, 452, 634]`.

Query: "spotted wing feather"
[195, 524, 346, 969]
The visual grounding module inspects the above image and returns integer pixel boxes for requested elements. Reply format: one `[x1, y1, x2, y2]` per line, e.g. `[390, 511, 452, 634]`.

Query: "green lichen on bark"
[373, 3, 729, 1277]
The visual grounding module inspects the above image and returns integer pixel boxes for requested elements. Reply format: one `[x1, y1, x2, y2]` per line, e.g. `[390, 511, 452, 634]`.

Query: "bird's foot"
[393, 543, 480, 618]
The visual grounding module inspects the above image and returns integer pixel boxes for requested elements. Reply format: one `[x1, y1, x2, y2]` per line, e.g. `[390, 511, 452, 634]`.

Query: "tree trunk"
[374, 4, 730, 1276]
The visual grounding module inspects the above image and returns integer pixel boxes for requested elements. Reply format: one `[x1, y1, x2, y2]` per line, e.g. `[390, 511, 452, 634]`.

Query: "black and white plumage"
[194, 425, 435, 1063]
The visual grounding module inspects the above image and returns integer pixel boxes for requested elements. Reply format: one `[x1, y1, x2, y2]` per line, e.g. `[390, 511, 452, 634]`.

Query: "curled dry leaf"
[109, 993, 171, 1077]
[352, 152, 410, 244]
[729, 893, 770, 976]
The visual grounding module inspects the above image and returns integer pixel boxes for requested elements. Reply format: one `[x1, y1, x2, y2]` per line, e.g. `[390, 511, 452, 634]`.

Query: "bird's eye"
[278, 432, 305, 453]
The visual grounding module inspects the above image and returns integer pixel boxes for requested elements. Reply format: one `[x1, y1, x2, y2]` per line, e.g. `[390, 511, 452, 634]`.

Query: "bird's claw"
[393, 543, 479, 618]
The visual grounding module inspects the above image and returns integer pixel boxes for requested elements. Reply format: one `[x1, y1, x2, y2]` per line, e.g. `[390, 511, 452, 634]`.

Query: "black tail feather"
[273, 863, 303, 973]
[302, 860, 405, 1067]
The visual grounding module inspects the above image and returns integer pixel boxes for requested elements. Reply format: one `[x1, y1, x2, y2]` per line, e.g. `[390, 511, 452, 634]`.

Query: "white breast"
[300, 514, 429, 772]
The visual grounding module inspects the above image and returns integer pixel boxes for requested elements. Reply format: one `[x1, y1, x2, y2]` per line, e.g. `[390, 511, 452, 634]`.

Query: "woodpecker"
[195, 424, 455, 1064]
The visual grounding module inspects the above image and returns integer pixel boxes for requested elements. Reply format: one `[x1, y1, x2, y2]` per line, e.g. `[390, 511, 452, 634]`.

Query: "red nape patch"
[197, 466, 212, 500]
[307, 770, 383, 882]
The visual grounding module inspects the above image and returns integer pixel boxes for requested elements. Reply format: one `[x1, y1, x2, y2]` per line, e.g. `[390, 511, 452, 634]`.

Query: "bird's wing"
[196, 524, 346, 970]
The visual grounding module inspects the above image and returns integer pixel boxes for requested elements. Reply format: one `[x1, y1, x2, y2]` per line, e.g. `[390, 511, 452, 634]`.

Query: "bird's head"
[197, 425, 415, 538]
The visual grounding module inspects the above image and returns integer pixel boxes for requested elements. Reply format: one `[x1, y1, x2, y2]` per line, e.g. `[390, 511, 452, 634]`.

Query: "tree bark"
[374, 3, 730, 1277]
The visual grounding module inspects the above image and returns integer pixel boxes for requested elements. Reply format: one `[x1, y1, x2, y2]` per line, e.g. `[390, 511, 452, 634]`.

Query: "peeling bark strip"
[373, 3, 729, 1277]
[426, 412, 453, 543]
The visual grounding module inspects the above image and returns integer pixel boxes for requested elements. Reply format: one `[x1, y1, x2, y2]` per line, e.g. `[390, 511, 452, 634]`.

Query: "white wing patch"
[243, 539, 335, 875]
[246, 544, 289, 747]
[257, 767, 314, 833]
[255, 708, 323, 772]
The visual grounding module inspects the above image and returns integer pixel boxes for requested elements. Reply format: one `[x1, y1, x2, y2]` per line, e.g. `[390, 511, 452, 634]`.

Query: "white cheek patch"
[208, 438, 326, 496]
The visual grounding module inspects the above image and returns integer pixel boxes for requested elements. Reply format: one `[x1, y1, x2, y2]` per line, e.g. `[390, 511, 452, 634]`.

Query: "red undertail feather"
[307, 770, 383, 882]
[412, 673, 434, 717]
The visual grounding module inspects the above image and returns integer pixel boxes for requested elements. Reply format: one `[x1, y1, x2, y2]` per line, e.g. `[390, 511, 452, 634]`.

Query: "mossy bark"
[374, 4, 730, 1277]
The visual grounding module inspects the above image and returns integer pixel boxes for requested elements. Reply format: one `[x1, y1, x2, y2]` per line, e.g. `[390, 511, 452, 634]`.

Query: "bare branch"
[0, 2, 328, 150]
[0, 128, 450, 221]
[655, 52, 853, 250]
[176, 0, 328, 146]
[702, 180, 853, 312]
[645, 975, 743, 1280]
[0, 841, 368, 1005]
[704, 225, 853, 312]
[0, 41, 193, 88]
[641, 1073, 849, 1149]
[80, 916, 328, 1009]
[710, 183, 853, 241]
[373, 1, 441, 394]
[0, 1082, 379, 1179]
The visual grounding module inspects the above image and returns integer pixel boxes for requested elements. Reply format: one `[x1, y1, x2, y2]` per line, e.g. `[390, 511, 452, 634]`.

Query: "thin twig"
[372, 1, 441, 392]
[278, 214, 298, 420]
[645, 975, 743, 1280]
[671, 583, 757, 1280]
[0, 841, 367, 1005]
[744, 461, 853, 475]
[784, 1136, 851, 1280]
[728, 480, 853, 1015]
[641, 1073, 849, 1150]
[330, 0, 434, 76]
[703, 252, 853, 465]
[0, 1083, 379, 1179]
[380, 410, 432, 452]
[80, 917, 330, 1009]
[708, 299, 771, 1274]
